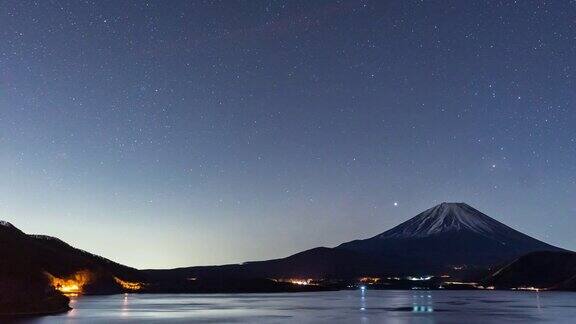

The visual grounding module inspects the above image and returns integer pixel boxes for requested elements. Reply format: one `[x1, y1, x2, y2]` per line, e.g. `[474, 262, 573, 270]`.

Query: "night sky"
[1, 1, 575, 269]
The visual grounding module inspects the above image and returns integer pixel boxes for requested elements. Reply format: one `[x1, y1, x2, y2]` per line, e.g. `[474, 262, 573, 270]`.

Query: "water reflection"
[65, 295, 78, 318]
[20, 290, 576, 323]
[359, 286, 369, 324]
[412, 291, 434, 313]
[359, 285, 367, 311]
[121, 293, 130, 317]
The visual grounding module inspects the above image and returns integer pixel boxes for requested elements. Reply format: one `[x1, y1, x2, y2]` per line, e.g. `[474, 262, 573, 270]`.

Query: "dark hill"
[0, 220, 145, 316]
[485, 251, 576, 290]
[0, 221, 143, 294]
[148, 247, 384, 281]
[0, 222, 69, 315]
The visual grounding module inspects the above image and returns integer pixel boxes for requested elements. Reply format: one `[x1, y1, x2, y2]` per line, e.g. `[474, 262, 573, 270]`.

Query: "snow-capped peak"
[0, 220, 16, 228]
[377, 202, 505, 239]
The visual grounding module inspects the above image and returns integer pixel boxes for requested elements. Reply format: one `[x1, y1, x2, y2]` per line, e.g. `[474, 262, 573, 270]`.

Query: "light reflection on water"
[17, 290, 576, 323]
[412, 292, 434, 313]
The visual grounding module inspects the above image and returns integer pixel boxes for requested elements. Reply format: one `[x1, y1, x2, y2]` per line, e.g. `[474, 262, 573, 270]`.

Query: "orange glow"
[273, 278, 316, 285]
[45, 270, 92, 295]
[287, 279, 313, 285]
[114, 277, 144, 291]
[359, 277, 381, 284]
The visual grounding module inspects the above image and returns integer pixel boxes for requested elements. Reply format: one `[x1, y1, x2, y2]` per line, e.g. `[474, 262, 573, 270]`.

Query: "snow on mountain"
[0, 220, 15, 228]
[377, 202, 515, 239]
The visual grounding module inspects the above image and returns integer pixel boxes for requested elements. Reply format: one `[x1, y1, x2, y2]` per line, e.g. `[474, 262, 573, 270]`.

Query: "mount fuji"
[335, 202, 563, 274]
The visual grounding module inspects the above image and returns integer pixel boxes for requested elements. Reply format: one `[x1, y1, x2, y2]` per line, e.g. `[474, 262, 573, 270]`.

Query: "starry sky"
[1, 1, 575, 269]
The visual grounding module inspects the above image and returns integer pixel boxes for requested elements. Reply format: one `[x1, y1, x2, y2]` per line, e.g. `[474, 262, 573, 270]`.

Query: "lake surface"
[18, 290, 576, 323]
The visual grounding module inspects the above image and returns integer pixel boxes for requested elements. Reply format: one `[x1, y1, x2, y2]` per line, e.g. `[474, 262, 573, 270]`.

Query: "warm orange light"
[273, 278, 316, 286]
[287, 279, 311, 285]
[359, 277, 381, 284]
[45, 270, 92, 295]
[113, 277, 144, 291]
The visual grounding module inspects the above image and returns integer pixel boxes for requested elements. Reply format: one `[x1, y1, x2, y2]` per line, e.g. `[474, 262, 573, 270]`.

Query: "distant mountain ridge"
[485, 251, 576, 290]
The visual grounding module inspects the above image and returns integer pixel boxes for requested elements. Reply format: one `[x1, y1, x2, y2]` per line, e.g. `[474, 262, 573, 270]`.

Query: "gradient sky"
[1, 1, 575, 269]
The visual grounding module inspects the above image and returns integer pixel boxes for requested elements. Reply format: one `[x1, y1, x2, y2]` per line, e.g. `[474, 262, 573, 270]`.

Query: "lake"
[18, 290, 576, 323]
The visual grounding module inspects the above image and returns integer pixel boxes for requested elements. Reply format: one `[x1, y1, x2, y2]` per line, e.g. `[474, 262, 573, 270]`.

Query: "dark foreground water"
[19, 290, 576, 323]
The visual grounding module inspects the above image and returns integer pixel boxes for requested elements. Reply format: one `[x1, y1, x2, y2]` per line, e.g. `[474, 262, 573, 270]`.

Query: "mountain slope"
[486, 251, 576, 290]
[0, 222, 70, 315]
[0, 221, 143, 295]
[153, 247, 385, 280]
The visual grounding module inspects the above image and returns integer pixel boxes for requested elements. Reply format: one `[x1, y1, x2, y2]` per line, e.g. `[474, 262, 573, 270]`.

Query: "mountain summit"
[376, 202, 528, 240]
